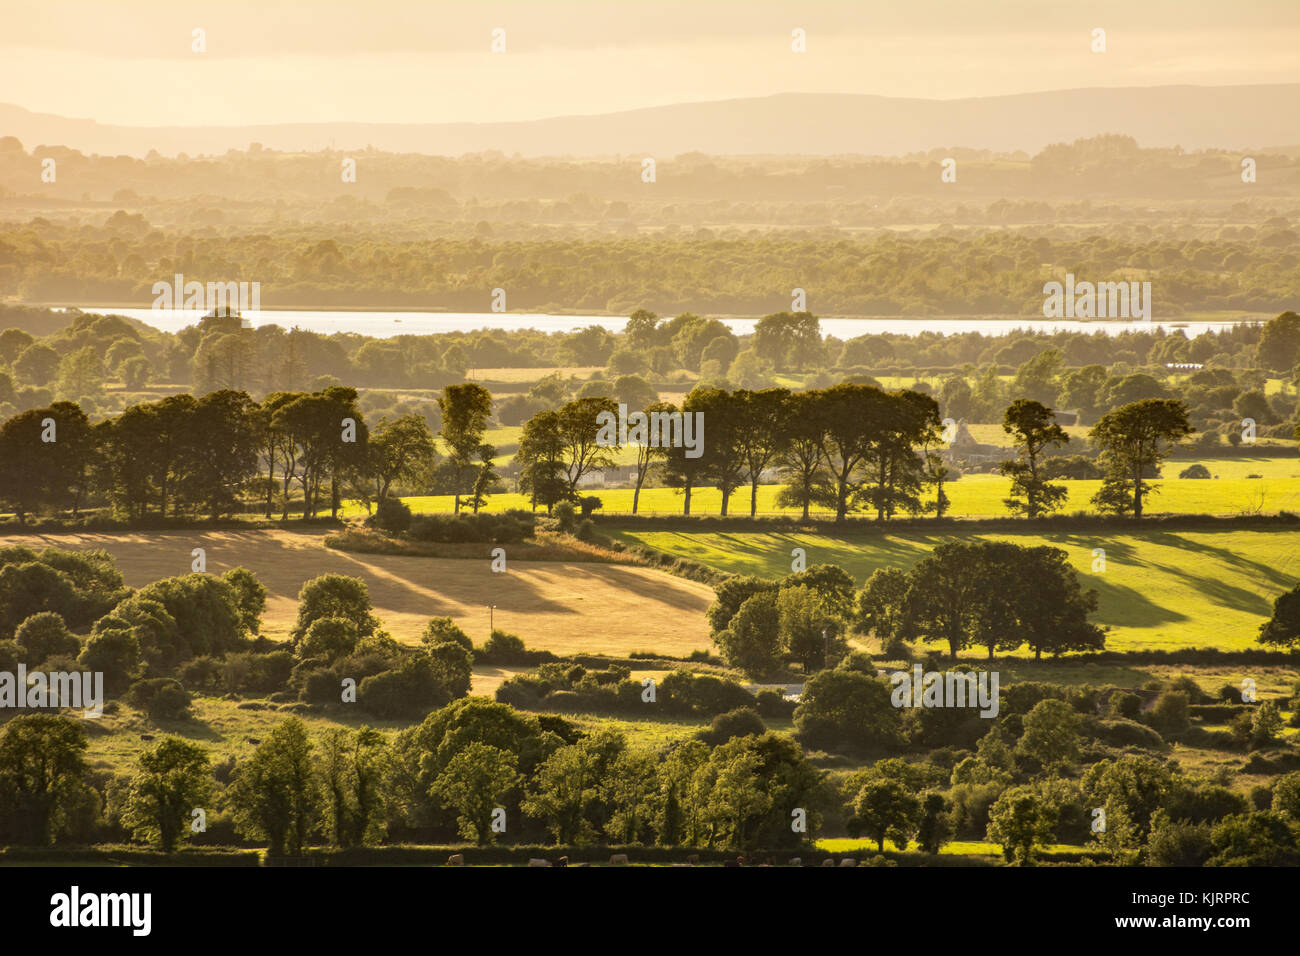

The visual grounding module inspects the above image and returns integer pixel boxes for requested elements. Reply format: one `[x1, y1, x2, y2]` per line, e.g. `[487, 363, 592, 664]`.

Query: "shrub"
[1149, 691, 1190, 735]
[1107, 691, 1142, 719]
[699, 707, 766, 745]
[14, 611, 80, 665]
[1093, 718, 1166, 749]
[754, 688, 796, 718]
[358, 657, 450, 720]
[477, 630, 530, 665]
[124, 678, 192, 721]
[1179, 464, 1211, 479]
[660, 669, 757, 717]
[552, 501, 577, 532]
[370, 497, 413, 534]
[421, 617, 473, 652]
[407, 510, 535, 544]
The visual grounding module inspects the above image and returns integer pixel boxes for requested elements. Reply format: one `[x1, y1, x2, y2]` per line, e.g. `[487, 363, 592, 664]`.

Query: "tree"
[775, 390, 833, 520]
[0, 715, 89, 845]
[793, 669, 902, 753]
[714, 591, 782, 678]
[1082, 755, 1174, 844]
[987, 786, 1057, 864]
[431, 742, 521, 845]
[1207, 811, 1300, 866]
[1258, 583, 1300, 649]
[221, 567, 266, 636]
[523, 740, 601, 845]
[735, 388, 791, 517]
[183, 389, 260, 518]
[1016, 699, 1081, 771]
[122, 737, 211, 851]
[516, 409, 570, 513]
[603, 749, 659, 845]
[851, 778, 920, 851]
[1256, 310, 1300, 373]
[14, 611, 79, 665]
[916, 791, 953, 854]
[777, 584, 840, 672]
[437, 382, 492, 513]
[1090, 399, 1193, 517]
[292, 574, 379, 644]
[227, 717, 319, 856]
[368, 413, 436, 502]
[0, 403, 95, 521]
[658, 400, 708, 516]
[629, 400, 674, 514]
[703, 748, 772, 848]
[1000, 399, 1069, 517]
[318, 727, 388, 847]
[855, 567, 911, 652]
[752, 312, 821, 371]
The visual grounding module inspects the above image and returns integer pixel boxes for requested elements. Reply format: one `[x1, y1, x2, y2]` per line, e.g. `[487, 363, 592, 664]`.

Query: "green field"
[353, 460, 1300, 518]
[607, 528, 1300, 652]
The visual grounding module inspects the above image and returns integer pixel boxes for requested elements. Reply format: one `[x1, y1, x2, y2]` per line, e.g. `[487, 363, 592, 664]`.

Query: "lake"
[77, 308, 1256, 339]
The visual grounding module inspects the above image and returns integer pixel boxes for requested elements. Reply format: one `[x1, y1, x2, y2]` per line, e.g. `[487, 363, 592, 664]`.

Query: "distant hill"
[1, 85, 1296, 158]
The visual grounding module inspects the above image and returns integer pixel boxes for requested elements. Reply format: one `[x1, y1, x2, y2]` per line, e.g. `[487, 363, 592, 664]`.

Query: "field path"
[1, 530, 715, 657]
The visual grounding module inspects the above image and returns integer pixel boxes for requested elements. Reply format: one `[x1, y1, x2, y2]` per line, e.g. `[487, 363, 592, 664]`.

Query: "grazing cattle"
[789, 857, 802, 867]
[685, 854, 700, 865]
[447, 854, 464, 866]
[821, 858, 836, 866]
[608, 853, 629, 866]
[555, 856, 568, 868]
[839, 858, 857, 867]
[528, 858, 551, 867]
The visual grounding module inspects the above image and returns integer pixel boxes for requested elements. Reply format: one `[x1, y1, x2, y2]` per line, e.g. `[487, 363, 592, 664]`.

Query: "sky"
[1, 0, 1298, 126]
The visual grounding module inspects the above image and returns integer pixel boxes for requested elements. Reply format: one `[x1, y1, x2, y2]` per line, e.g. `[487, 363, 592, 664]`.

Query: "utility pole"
[488, 604, 496, 636]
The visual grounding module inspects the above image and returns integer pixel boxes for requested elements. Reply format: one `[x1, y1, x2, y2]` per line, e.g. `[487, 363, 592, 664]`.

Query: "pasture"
[608, 527, 1300, 652]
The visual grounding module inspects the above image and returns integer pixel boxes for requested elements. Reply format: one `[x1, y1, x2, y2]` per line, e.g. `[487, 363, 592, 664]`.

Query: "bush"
[220, 651, 296, 695]
[358, 657, 450, 720]
[575, 519, 597, 542]
[421, 617, 473, 652]
[407, 511, 535, 544]
[370, 497, 413, 534]
[552, 501, 577, 532]
[699, 707, 766, 745]
[1107, 691, 1142, 719]
[124, 678, 192, 721]
[660, 669, 757, 717]
[1149, 691, 1190, 735]
[476, 629, 544, 666]
[754, 688, 797, 718]
[1179, 464, 1212, 479]
[1093, 718, 1166, 749]
[14, 611, 80, 665]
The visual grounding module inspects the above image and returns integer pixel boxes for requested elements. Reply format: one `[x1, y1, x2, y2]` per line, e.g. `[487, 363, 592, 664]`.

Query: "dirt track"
[2, 530, 715, 657]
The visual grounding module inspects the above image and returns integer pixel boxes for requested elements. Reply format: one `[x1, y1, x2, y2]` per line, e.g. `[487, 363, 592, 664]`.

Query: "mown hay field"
[0, 530, 714, 658]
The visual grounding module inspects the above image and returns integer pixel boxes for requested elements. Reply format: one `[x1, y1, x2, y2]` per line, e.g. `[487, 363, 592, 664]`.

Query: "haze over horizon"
[2, 0, 1298, 129]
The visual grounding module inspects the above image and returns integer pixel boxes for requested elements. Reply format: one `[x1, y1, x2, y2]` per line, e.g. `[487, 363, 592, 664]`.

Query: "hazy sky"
[3, 0, 1298, 126]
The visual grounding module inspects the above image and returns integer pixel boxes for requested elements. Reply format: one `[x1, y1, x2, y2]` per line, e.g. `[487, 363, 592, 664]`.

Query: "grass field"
[350, 462, 1300, 518]
[1, 530, 714, 658]
[608, 527, 1300, 652]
